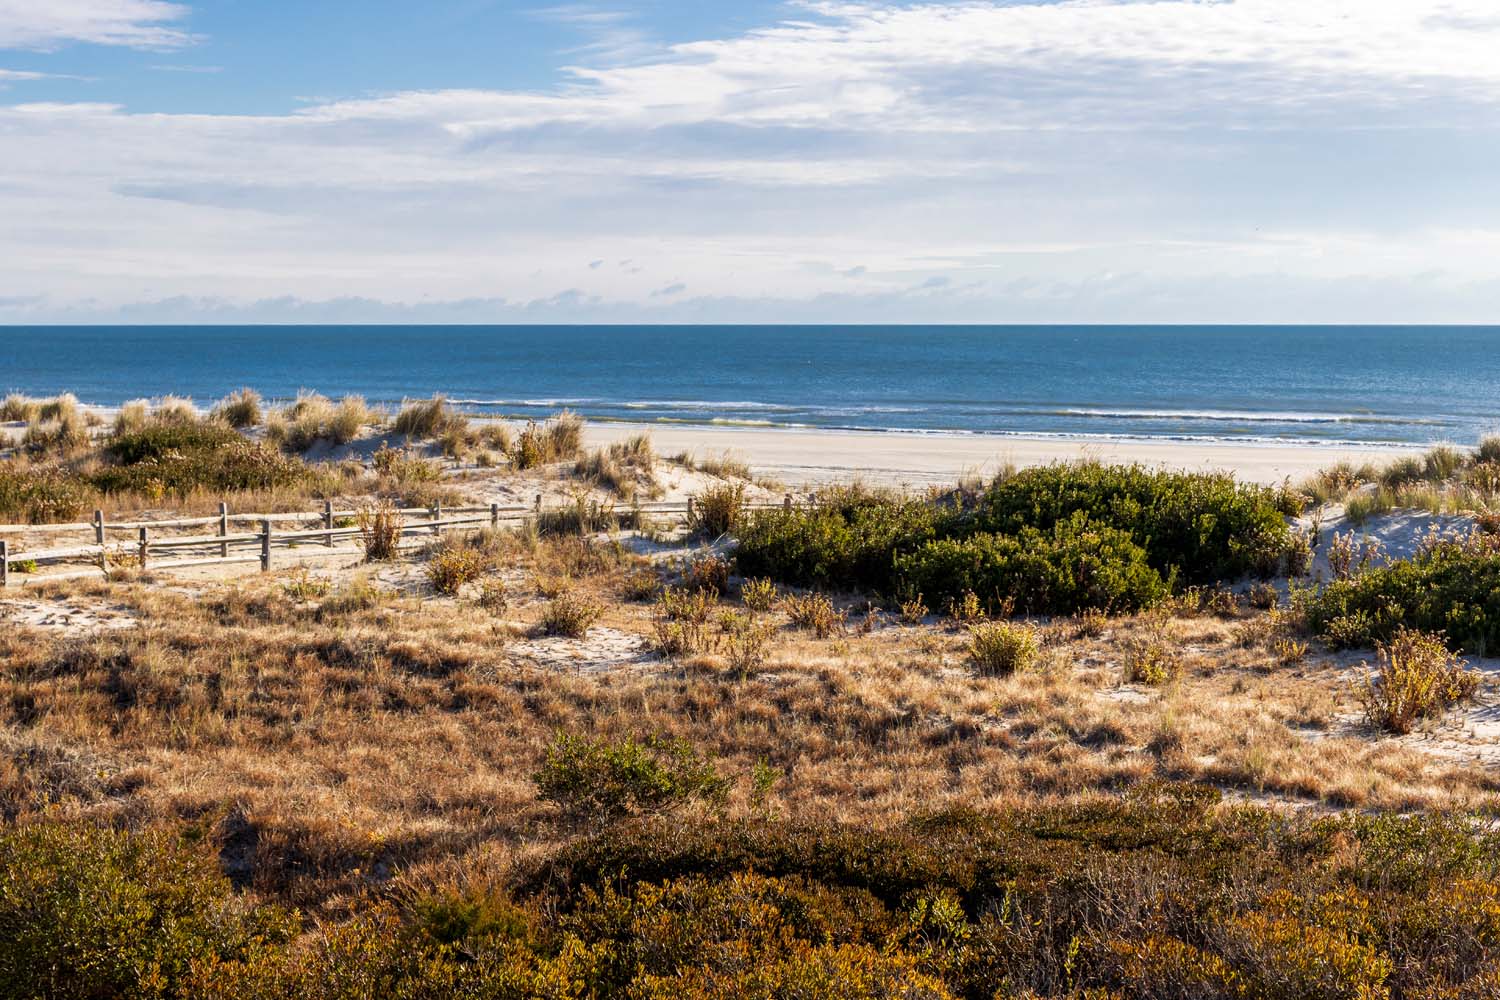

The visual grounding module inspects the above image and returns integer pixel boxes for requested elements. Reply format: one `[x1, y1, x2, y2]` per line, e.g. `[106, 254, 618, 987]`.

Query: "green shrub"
[736, 486, 948, 593]
[968, 462, 1292, 583]
[1306, 543, 1500, 653]
[967, 621, 1039, 676]
[533, 732, 728, 825]
[736, 467, 1289, 606]
[895, 513, 1167, 616]
[0, 823, 295, 1000]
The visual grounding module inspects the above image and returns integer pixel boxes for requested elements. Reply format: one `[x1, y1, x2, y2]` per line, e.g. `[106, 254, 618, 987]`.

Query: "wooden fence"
[0, 494, 800, 588]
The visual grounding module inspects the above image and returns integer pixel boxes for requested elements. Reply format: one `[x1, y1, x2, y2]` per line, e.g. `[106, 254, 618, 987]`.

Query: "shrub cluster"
[1306, 538, 1500, 653]
[896, 513, 1168, 615]
[736, 466, 1290, 615]
[13, 793, 1500, 999]
[93, 422, 312, 498]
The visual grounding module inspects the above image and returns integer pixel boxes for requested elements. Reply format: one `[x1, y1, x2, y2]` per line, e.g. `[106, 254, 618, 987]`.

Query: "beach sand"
[582, 422, 1417, 488]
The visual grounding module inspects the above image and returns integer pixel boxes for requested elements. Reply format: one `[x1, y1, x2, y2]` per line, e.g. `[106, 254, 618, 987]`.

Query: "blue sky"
[2, 0, 1500, 323]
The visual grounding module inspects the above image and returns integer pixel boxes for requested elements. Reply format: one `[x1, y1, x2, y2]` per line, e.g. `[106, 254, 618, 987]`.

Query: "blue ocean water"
[3, 325, 1498, 447]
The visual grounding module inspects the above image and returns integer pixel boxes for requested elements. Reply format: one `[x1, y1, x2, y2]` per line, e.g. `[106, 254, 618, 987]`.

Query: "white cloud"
[2, 1, 1500, 321]
[0, 0, 191, 51]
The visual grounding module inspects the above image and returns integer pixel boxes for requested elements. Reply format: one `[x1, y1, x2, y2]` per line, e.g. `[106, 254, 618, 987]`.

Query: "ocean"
[3, 325, 1498, 447]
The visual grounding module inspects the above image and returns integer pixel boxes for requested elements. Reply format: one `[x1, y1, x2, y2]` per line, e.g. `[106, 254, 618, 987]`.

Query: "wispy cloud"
[0, 0, 193, 51]
[527, 4, 660, 65]
[3, 1, 1500, 321]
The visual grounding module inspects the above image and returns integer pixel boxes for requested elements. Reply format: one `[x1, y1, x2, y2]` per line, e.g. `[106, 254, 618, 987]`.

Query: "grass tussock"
[392, 395, 467, 440]
[512, 410, 585, 470]
[210, 387, 263, 428]
[1304, 441, 1500, 515]
[574, 433, 657, 498]
[672, 449, 752, 480]
[267, 392, 376, 451]
[357, 498, 402, 561]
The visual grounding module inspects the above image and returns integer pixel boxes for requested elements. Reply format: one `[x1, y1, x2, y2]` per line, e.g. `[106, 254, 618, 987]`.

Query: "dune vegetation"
[4, 394, 1500, 997]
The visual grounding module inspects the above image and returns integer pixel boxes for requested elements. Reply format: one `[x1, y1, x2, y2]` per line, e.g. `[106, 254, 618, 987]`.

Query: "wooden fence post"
[324, 500, 335, 547]
[490, 503, 499, 527]
[431, 501, 442, 535]
[260, 519, 272, 572]
[534, 494, 542, 513]
[138, 527, 149, 569]
[1, 540, 8, 588]
[95, 509, 107, 571]
[218, 502, 229, 558]
[687, 496, 695, 522]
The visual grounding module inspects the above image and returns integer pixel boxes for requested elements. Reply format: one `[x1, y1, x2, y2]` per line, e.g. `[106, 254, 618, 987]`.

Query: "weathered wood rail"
[0, 494, 800, 588]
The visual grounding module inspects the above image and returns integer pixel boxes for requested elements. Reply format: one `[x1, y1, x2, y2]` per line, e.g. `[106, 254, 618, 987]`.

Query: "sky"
[2, 0, 1499, 324]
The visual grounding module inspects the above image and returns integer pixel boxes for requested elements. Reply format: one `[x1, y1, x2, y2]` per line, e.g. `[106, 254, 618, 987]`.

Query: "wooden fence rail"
[0, 493, 803, 588]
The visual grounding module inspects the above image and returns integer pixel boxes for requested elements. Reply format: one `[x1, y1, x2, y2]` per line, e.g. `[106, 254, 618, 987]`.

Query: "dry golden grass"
[4, 522, 1497, 919]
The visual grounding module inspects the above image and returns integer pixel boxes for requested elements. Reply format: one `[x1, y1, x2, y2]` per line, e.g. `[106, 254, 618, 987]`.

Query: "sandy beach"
[582, 422, 1417, 487]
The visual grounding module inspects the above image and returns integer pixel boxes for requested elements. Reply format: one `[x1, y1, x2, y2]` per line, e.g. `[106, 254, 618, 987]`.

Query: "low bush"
[425, 542, 488, 595]
[967, 621, 1039, 676]
[0, 463, 97, 523]
[540, 590, 604, 637]
[12, 801, 1500, 999]
[1306, 541, 1500, 652]
[532, 732, 728, 825]
[740, 577, 778, 612]
[0, 823, 295, 1000]
[92, 430, 311, 499]
[736, 466, 1291, 608]
[896, 514, 1168, 616]
[968, 462, 1294, 583]
[683, 553, 730, 595]
[1358, 627, 1480, 733]
[782, 591, 845, 637]
[736, 486, 947, 593]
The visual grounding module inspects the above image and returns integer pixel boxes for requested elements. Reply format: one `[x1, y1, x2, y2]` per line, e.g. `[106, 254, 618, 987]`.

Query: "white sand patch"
[1298, 503, 1477, 582]
[507, 626, 659, 674]
[0, 596, 136, 632]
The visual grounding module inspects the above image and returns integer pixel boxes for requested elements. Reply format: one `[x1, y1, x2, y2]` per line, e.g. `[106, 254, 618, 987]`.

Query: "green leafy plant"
[532, 732, 728, 825]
